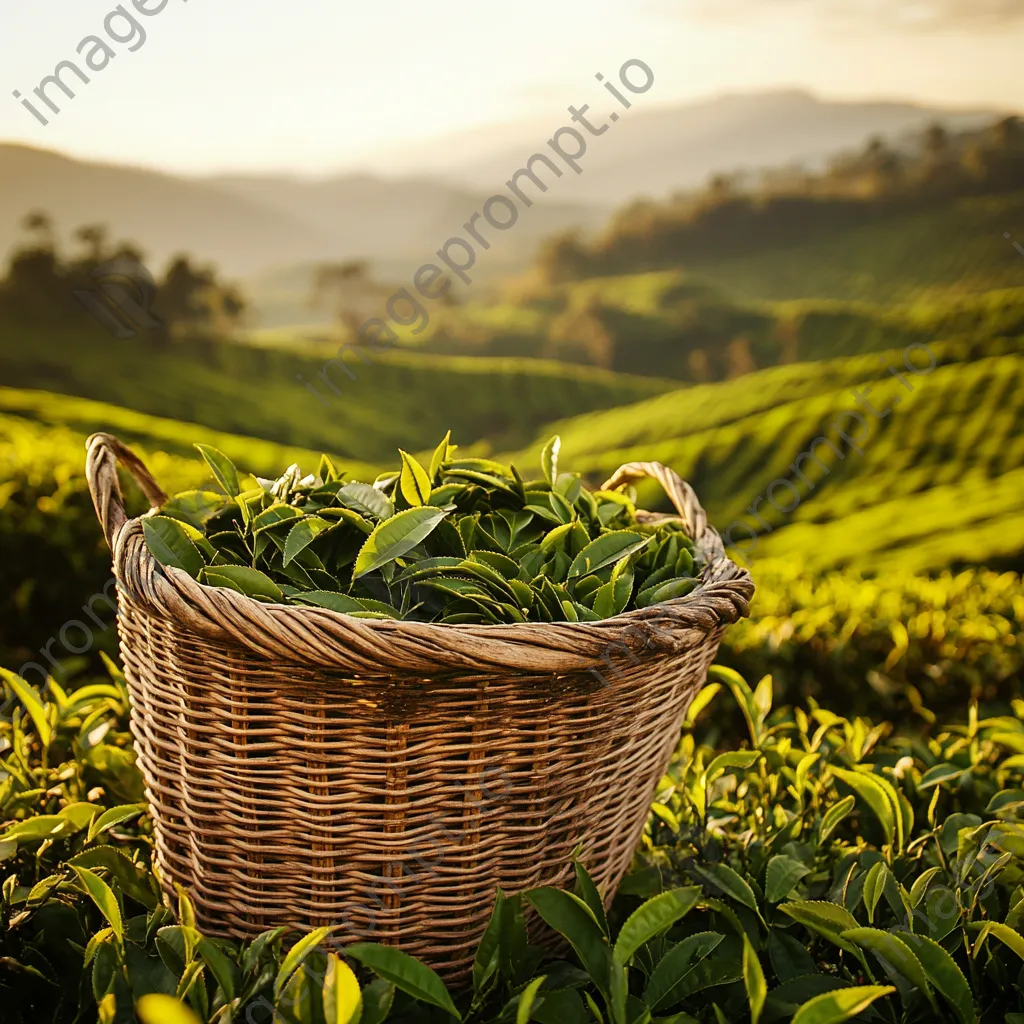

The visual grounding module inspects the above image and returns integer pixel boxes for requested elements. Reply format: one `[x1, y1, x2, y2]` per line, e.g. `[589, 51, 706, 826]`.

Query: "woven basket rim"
[134, 505, 733, 629]
[88, 432, 754, 677]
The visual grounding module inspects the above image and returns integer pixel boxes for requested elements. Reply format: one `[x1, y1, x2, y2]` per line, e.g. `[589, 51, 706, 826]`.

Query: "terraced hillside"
[634, 190, 1024, 305]
[410, 266, 1024, 381]
[0, 389, 365, 668]
[0, 324, 669, 464]
[0, 388, 366, 481]
[509, 340, 1024, 574]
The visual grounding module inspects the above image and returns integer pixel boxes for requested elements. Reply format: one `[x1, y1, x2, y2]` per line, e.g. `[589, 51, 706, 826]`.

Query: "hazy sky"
[1, 0, 1022, 176]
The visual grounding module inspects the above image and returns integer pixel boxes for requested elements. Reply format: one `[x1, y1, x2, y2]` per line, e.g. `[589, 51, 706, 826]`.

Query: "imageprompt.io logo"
[73, 255, 162, 338]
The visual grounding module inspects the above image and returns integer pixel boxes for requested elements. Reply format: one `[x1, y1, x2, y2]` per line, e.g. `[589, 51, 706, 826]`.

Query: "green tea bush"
[0, 414, 121, 670]
[0, 391, 369, 671]
[0, 411, 206, 670]
[720, 559, 1024, 721]
[4, 660, 1024, 1023]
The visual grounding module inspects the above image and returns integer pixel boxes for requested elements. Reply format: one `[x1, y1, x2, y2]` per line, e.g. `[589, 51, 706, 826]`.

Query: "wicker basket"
[85, 432, 753, 975]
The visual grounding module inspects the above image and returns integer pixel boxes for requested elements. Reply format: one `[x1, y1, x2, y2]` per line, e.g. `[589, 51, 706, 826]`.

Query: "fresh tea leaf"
[614, 887, 701, 964]
[692, 862, 762, 918]
[143, 517, 205, 577]
[347, 943, 461, 1019]
[574, 862, 610, 938]
[283, 516, 334, 567]
[429, 430, 454, 482]
[0, 668, 53, 748]
[72, 865, 123, 942]
[323, 954, 363, 1024]
[765, 855, 811, 903]
[829, 768, 897, 851]
[136, 994, 203, 1024]
[274, 926, 336, 999]
[568, 531, 650, 579]
[743, 934, 767, 1024]
[251, 503, 302, 535]
[896, 930, 976, 1024]
[289, 591, 368, 614]
[353, 507, 449, 578]
[969, 921, 1024, 963]
[820, 794, 856, 843]
[194, 444, 241, 497]
[791, 986, 895, 1024]
[526, 888, 610, 997]
[841, 928, 935, 1008]
[644, 932, 724, 1011]
[399, 450, 432, 506]
[861, 862, 889, 923]
[199, 565, 283, 602]
[338, 482, 395, 521]
[86, 804, 144, 843]
[540, 435, 560, 486]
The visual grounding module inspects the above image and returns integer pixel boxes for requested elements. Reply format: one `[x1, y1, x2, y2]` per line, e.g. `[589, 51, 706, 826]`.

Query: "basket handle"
[601, 461, 713, 547]
[83, 440, 710, 557]
[86, 433, 168, 552]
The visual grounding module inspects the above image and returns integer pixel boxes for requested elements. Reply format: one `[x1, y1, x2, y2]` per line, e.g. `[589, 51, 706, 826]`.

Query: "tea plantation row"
[514, 343, 1024, 576]
[2, 391, 1020, 721]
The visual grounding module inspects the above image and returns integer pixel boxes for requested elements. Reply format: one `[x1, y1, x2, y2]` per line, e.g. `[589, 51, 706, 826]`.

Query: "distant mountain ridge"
[0, 144, 606, 281]
[396, 89, 1005, 203]
[0, 90, 1007, 316]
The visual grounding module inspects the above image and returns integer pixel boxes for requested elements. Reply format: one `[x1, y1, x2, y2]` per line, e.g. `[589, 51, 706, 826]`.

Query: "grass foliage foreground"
[4, 662, 1024, 1023]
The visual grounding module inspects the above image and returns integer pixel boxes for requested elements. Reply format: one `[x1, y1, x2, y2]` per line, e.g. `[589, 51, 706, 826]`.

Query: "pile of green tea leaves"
[141, 434, 705, 624]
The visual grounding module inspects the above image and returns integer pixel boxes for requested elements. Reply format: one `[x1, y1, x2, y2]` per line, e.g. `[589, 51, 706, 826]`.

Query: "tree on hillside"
[157, 257, 216, 332]
[861, 136, 903, 195]
[74, 224, 109, 264]
[546, 294, 614, 368]
[924, 123, 950, 163]
[152, 255, 246, 343]
[309, 260, 390, 341]
[708, 173, 738, 202]
[2, 212, 62, 312]
[536, 231, 592, 284]
[964, 116, 1024, 189]
[21, 210, 54, 248]
[918, 122, 961, 194]
[994, 115, 1024, 150]
[219, 285, 246, 331]
[0, 214, 246, 342]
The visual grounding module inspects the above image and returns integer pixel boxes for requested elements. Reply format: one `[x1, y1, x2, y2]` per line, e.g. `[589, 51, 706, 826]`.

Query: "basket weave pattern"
[86, 433, 753, 975]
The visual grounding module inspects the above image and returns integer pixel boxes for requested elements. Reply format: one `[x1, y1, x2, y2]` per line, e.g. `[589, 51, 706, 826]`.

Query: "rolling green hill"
[530, 120, 1024, 308]
[406, 267, 1024, 382]
[688, 190, 1024, 305]
[508, 339, 1024, 575]
[0, 324, 669, 464]
[6, 316, 1022, 584]
[0, 388, 364, 483]
[4, 376, 1019, 722]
